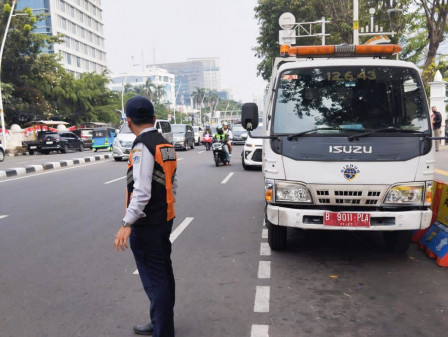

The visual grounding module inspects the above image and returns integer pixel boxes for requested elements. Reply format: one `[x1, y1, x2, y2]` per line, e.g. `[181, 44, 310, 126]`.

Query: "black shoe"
[133, 322, 154, 335]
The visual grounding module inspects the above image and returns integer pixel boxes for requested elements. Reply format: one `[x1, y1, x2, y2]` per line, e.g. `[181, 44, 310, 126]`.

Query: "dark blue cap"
[125, 96, 154, 118]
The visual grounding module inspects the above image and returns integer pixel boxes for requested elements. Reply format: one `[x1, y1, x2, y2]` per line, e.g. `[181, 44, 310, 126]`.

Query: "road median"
[0, 154, 113, 179]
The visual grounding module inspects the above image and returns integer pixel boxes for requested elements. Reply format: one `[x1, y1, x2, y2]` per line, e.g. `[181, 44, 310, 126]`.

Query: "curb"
[0, 154, 113, 179]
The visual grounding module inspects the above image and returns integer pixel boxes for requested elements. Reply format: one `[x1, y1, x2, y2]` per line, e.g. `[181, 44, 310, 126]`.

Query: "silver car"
[112, 119, 173, 161]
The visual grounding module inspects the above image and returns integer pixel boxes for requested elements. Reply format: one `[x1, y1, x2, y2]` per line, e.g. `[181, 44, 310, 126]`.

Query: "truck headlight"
[275, 181, 313, 203]
[384, 184, 424, 205]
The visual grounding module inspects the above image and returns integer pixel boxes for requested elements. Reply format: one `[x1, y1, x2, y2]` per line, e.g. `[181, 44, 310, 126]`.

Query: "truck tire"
[383, 230, 413, 253]
[267, 219, 287, 250]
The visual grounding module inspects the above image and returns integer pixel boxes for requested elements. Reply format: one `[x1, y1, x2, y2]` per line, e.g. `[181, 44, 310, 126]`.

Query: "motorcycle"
[203, 133, 212, 151]
[212, 140, 229, 167]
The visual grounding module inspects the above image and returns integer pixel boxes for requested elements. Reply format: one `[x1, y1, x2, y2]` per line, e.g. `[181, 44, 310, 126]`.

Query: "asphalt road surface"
[0, 146, 447, 337]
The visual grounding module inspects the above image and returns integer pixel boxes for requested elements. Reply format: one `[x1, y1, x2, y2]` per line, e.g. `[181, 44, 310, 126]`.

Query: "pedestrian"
[114, 96, 177, 337]
[431, 106, 442, 151]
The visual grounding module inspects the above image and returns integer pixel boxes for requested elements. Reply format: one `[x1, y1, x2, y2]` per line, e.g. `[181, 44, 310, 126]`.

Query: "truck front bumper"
[266, 205, 432, 231]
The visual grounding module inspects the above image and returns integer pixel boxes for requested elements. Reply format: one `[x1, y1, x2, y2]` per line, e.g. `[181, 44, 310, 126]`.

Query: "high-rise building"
[156, 57, 223, 107]
[17, 0, 107, 77]
[187, 57, 221, 92]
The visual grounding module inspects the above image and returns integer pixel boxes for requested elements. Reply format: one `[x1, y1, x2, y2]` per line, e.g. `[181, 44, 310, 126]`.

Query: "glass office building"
[17, 0, 107, 77]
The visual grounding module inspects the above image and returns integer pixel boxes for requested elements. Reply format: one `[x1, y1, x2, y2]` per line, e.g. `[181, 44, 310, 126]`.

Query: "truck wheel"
[267, 219, 287, 250]
[383, 230, 413, 253]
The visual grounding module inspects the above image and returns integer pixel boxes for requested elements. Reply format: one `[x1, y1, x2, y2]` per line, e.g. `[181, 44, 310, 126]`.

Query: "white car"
[0, 142, 4, 162]
[242, 125, 263, 170]
[192, 126, 203, 145]
[113, 119, 173, 161]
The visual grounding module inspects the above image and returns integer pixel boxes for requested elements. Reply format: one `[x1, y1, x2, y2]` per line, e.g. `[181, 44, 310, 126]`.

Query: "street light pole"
[121, 58, 139, 119]
[0, 0, 17, 149]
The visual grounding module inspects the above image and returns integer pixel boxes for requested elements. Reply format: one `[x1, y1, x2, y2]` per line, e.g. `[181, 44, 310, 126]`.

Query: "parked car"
[0, 142, 4, 162]
[113, 119, 173, 161]
[171, 124, 195, 150]
[231, 124, 247, 145]
[72, 128, 93, 149]
[192, 126, 203, 146]
[242, 125, 263, 170]
[59, 131, 85, 152]
[23, 131, 83, 154]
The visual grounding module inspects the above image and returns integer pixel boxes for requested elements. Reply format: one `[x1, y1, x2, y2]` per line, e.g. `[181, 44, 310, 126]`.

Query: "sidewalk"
[0, 154, 113, 179]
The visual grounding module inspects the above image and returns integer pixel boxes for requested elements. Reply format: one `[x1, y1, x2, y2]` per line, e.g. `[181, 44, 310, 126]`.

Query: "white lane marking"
[262, 228, 268, 239]
[258, 261, 271, 279]
[169, 217, 194, 243]
[104, 176, 126, 184]
[221, 172, 234, 184]
[198, 151, 205, 154]
[133, 217, 194, 275]
[260, 243, 271, 256]
[0, 160, 112, 184]
[254, 286, 270, 312]
[251, 325, 269, 337]
[0, 215, 9, 220]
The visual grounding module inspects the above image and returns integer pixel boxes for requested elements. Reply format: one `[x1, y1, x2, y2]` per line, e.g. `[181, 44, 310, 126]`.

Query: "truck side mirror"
[242, 103, 259, 131]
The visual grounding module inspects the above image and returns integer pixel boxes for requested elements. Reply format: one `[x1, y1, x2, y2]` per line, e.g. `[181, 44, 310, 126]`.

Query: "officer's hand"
[114, 226, 131, 252]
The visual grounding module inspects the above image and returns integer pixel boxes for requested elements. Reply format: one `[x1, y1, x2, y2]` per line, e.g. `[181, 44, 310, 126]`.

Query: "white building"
[18, 0, 107, 77]
[109, 66, 176, 106]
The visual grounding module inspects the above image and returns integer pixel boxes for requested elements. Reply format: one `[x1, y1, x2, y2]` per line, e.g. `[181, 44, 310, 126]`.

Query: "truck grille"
[312, 185, 386, 206]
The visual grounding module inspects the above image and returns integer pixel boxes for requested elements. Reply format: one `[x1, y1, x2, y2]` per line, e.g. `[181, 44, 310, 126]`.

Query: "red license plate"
[324, 212, 370, 227]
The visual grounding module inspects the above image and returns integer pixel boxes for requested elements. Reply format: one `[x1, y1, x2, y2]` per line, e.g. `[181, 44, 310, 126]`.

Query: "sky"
[101, 0, 267, 103]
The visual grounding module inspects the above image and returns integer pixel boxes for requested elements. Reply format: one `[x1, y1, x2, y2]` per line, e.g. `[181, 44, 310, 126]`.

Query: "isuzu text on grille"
[329, 146, 372, 154]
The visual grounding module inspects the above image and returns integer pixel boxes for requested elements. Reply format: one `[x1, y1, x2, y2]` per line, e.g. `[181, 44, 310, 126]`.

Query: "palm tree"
[191, 87, 207, 109]
[154, 84, 166, 104]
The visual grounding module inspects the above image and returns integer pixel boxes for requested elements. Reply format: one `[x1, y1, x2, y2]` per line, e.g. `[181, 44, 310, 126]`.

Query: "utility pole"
[0, 0, 17, 149]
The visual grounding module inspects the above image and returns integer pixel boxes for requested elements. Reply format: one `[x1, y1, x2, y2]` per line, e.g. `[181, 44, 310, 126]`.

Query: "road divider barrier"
[414, 180, 448, 267]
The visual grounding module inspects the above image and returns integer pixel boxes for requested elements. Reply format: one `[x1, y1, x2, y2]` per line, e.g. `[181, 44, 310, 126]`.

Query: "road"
[0, 146, 447, 337]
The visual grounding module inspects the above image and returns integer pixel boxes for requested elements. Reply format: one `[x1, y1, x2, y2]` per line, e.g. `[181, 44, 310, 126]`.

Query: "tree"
[253, 0, 411, 81]
[419, 0, 448, 84]
[191, 87, 207, 109]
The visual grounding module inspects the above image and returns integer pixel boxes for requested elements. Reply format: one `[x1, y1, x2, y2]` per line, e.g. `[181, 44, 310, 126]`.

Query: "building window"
[76, 57, 81, 68]
[65, 36, 71, 48]
[59, 0, 65, 12]
[75, 40, 80, 52]
[67, 53, 72, 65]
[78, 11, 84, 23]
[61, 17, 67, 30]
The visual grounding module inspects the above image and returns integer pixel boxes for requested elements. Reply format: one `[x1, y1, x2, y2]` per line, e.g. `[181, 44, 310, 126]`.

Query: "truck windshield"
[273, 66, 429, 135]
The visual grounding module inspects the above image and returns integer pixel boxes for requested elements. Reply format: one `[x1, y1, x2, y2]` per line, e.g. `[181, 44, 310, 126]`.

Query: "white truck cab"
[242, 44, 436, 253]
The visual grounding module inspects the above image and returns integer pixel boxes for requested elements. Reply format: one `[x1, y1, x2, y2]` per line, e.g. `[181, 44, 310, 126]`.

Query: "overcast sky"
[101, 0, 267, 102]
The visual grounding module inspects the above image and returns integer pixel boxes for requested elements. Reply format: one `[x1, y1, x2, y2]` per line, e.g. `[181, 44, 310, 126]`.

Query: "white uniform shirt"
[123, 127, 177, 225]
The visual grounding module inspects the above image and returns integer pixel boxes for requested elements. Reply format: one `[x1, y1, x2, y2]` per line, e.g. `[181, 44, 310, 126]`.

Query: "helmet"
[217, 126, 223, 132]
[222, 121, 228, 126]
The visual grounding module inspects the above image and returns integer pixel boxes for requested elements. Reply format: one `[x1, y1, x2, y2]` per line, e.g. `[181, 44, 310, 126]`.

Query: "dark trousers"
[130, 220, 175, 337]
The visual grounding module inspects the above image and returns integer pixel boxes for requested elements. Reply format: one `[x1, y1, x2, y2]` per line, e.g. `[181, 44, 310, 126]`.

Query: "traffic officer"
[114, 96, 177, 337]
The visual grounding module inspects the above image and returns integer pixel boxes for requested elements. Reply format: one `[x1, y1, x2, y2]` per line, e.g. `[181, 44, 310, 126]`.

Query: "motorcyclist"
[203, 124, 212, 136]
[213, 125, 230, 165]
[222, 121, 233, 156]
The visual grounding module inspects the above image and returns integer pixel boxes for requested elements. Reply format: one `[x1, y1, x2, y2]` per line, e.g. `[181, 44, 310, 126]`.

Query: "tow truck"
[241, 6, 441, 253]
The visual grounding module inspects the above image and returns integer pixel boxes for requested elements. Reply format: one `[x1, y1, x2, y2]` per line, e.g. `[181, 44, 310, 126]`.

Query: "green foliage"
[0, 1, 120, 127]
[253, 0, 414, 81]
